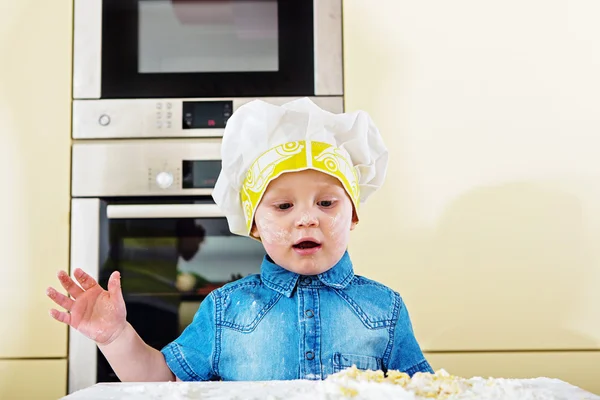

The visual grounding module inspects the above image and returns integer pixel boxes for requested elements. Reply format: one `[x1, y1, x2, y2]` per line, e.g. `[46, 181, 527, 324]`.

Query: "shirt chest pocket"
[332, 352, 383, 373]
[220, 289, 282, 333]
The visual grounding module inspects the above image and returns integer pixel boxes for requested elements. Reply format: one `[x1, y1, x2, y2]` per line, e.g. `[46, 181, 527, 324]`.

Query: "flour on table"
[326, 366, 599, 400]
[62, 367, 600, 400]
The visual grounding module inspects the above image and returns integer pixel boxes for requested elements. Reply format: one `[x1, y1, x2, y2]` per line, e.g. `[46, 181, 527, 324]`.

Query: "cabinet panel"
[0, 359, 67, 400]
[425, 351, 600, 395]
[0, 1, 72, 356]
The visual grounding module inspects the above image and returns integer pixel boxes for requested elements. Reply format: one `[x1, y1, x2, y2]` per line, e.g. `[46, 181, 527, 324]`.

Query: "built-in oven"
[73, 0, 343, 138]
[68, 139, 267, 393]
[75, 0, 342, 99]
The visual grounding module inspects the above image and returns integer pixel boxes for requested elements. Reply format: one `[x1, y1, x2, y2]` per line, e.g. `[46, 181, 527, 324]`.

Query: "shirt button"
[305, 310, 314, 318]
[300, 277, 312, 286]
[305, 351, 315, 360]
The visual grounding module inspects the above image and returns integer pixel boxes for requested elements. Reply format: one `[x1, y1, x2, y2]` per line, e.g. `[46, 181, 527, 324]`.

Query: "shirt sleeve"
[386, 294, 434, 376]
[161, 292, 218, 381]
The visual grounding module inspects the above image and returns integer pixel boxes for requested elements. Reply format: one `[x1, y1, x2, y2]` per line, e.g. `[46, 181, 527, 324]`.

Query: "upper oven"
[68, 139, 268, 393]
[73, 0, 343, 100]
[72, 0, 344, 139]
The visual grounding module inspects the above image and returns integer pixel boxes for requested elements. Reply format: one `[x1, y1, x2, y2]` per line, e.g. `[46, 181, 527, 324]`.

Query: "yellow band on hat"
[241, 140, 360, 234]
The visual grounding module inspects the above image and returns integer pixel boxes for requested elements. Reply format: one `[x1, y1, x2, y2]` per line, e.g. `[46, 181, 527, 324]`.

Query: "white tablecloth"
[61, 378, 599, 400]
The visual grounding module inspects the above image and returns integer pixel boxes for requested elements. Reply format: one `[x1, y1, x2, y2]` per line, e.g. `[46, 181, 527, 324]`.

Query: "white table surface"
[61, 378, 600, 400]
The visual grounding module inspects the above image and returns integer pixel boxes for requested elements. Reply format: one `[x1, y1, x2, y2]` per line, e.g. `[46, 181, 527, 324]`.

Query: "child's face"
[250, 169, 357, 275]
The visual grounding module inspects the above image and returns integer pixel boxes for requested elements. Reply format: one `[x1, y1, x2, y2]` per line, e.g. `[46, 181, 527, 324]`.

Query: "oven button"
[156, 172, 174, 189]
[98, 114, 111, 126]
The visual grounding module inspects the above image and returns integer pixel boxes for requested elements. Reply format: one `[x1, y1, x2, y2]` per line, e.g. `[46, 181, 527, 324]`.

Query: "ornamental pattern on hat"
[241, 140, 360, 234]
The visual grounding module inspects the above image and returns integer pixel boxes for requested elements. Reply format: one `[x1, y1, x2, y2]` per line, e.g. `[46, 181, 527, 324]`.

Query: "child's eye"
[318, 200, 334, 208]
[276, 203, 292, 210]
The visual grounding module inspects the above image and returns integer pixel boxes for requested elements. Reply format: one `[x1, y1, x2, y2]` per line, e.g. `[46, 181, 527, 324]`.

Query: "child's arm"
[47, 268, 175, 382]
[98, 321, 175, 381]
[387, 295, 434, 376]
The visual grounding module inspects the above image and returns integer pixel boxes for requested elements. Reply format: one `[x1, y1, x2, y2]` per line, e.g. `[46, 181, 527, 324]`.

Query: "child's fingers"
[46, 287, 75, 312]
[107, 271, 123, 301]
[73, 268, 98, 291]
[58, 270, 84, 299]
[49, 308, 71, 325]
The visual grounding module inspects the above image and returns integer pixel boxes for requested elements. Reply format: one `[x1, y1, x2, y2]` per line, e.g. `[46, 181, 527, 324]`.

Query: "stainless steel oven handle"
[106, 204, 225, 219]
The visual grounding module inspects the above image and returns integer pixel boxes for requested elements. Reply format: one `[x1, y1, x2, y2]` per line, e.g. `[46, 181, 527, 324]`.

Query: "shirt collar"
[260, 251, 355, 297]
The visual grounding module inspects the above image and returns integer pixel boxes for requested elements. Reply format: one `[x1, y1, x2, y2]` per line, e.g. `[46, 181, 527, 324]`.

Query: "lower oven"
[68, 139, 266, 393]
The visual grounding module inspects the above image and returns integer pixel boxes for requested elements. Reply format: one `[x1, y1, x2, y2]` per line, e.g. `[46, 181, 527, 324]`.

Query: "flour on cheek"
[328, 210, 352, 252]
[256, 213, 292, 245]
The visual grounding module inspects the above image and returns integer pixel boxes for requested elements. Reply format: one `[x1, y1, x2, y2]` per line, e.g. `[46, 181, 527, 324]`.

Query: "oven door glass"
[101, 0, 314, 98]
[96, 198, 266, 382]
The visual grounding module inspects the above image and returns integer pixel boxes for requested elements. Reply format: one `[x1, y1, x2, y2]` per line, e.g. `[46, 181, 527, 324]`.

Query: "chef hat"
[212, 97, 388, 237]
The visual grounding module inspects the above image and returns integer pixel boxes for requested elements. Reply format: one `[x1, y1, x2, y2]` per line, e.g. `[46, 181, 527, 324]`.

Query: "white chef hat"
[212, 97, 388, 237]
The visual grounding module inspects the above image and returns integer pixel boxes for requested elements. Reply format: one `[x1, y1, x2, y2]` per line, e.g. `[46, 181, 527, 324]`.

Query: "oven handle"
[106, 204, 225, 219]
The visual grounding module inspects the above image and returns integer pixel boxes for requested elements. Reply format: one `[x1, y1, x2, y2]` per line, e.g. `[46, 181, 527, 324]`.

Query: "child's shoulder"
[346, 275, 407, 306]
[208, 274, 279, 330]
[350, 274, 399, 294]
[212, 273, 264, 296]
[338, 275, 404, 327]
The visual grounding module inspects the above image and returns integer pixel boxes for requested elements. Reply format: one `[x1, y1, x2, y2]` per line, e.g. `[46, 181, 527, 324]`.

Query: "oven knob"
[156, 172, 174, 189]
[98, 114, 111, 126]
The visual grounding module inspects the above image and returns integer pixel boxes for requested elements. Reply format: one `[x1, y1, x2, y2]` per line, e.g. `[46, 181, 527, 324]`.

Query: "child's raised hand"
[46, 268, 127, 346]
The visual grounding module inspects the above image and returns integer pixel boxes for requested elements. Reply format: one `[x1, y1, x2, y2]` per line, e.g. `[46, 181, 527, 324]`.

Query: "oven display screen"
[182, 160, 222, 189]
[182, 101, 232, 129]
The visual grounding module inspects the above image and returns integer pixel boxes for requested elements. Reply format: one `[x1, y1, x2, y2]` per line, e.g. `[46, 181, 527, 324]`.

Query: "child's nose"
[295, 211, 319, 228]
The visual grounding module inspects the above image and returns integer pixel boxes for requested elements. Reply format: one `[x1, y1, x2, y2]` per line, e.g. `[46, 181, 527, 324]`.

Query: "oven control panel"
[71, 97, 344, 140]
[72, 140, 223, 197]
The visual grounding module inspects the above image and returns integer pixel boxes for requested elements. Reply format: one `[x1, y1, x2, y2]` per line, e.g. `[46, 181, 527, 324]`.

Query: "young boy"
[46, 98, 432, 382]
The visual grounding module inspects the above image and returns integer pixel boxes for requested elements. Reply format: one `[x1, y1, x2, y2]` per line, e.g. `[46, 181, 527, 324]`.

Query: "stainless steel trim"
[107, 204, 224, 219]
[68, 199, 101, 393]
[72, 96, 344, 139]
[314, 0, 343, 95]
[72, 139, 221, 197]
[73, 0, 102, 99]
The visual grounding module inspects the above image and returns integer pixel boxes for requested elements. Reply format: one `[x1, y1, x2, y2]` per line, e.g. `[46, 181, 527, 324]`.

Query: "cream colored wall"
[344, 0, 600, 394]
[2, 0, 599, 396]
[0, 360, 67, 400]
[0, 0, 72, 398]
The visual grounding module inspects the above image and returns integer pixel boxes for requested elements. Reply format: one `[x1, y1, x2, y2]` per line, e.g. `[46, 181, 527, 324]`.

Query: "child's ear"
[250, 223, 260, 239]
[350, 210, 358, 231]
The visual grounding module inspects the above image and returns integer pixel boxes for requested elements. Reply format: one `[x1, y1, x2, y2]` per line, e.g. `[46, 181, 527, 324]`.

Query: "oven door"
[73, 0, 342, 99]
[68, 198, 265, 393]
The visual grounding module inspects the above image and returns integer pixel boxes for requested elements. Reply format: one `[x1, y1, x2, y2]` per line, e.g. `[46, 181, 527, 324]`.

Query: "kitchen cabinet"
[0, 2, 72, 357]
[344, 0, 600, 352]
[425, 351, 600, 395]
[0, 359, 67, 399]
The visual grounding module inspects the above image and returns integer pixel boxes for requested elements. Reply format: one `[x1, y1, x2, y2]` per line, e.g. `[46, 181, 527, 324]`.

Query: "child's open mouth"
[292, 240, 322, 255]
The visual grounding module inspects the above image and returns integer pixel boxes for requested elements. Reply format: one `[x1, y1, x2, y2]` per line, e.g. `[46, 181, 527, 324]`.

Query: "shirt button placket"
[299, 276, 320, 380]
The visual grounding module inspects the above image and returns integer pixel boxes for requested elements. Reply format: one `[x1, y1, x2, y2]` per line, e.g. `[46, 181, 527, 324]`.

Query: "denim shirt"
[161, 251, 432, 381]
